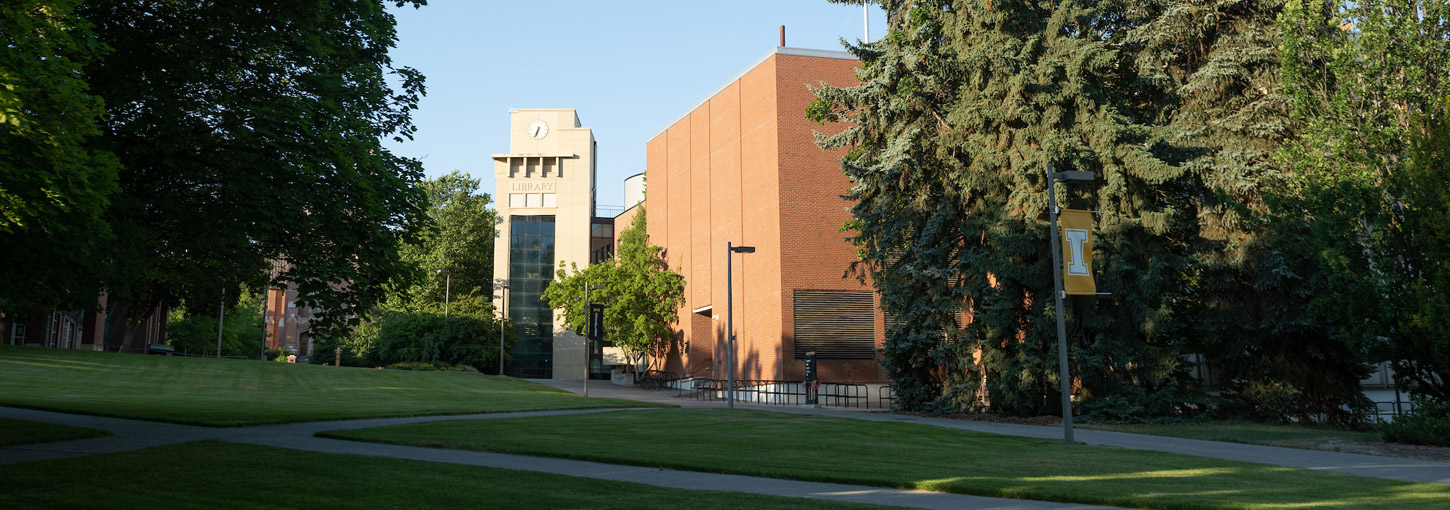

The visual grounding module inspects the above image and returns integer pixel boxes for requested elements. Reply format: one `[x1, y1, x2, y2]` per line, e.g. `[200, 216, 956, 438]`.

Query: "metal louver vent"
[793, 289, 876, 359]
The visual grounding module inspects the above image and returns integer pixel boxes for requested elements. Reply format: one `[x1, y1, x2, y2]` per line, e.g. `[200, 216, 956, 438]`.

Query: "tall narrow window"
[508, 215, 557, 378]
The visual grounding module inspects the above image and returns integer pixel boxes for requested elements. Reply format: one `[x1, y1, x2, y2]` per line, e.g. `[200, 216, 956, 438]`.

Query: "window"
[793, 289, 876, 359]
[525, 193, 541, 207]
[509, 193, 524, 208]
[590, 218, 614, 264]
[509, 215, 557, 378]
[542, 193, 557, 208]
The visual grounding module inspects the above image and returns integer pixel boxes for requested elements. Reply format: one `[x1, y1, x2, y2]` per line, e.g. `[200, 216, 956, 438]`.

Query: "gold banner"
[1060, 209, 1095, 296]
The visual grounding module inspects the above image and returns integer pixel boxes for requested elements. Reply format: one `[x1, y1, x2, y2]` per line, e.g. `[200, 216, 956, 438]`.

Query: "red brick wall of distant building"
[646, 50, 886, 383]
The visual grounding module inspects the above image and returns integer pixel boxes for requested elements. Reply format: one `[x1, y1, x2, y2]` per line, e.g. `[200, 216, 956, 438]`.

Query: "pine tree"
[813, 0, 1203, 417]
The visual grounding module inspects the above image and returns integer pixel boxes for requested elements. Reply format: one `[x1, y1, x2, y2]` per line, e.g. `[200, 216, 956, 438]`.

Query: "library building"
[494, 46, 890, 399]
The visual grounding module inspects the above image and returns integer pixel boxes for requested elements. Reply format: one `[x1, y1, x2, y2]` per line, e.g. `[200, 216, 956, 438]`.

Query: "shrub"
[266, 348, 294, 363]
[1381, 399, 1450, 446]
[366, 311, 510, 372]
[386, 362, 472, 372]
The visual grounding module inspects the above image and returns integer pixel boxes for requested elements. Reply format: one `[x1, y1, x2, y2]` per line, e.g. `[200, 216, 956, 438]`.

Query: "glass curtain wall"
[508, 215, 556, 378]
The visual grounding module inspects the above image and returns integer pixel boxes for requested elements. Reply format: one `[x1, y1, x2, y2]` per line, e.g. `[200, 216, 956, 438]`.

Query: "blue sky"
[383, 1, 885, 209]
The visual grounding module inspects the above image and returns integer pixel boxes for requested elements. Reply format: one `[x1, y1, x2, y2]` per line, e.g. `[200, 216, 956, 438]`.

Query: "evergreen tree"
[812, 0, 1204, 417]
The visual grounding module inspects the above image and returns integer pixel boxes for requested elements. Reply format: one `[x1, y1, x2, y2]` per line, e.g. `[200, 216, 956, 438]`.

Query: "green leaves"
[1270, 0, 1450, 404]
[56, 0, 432, 337]
[543, 206, 685, 369]
[0, 1, 119, 312]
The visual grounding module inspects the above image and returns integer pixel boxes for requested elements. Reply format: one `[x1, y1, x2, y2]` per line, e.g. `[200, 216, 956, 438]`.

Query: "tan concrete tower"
[492, 109, 596, 379]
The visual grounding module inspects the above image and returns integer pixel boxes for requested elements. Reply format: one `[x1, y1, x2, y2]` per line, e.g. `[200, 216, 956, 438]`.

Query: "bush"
[1381, 399, 1450, 446]
[366, 311, 510, 373]
[386, 362, 472, 372]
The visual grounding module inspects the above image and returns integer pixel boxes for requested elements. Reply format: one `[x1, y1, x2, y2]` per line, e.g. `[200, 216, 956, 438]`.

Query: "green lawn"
[0, 417, 111, 447]
[322, 408, 1450, 510]
[0, 345, 664, 426]
[0, 440, 896, 509]
[1079, 420, 1383, 450]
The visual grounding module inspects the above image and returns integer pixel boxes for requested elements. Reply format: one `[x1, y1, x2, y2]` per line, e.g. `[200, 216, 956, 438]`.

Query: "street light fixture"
[495, 279, 510, 377]
[436, 269, 451, 318]
[584, 283, 605, 397]
[726, 242, 756, 409]
[1047, 163, 1094, 445]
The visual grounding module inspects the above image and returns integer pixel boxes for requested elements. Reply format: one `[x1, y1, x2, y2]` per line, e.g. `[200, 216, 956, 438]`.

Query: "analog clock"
[528, 120, 549, 140]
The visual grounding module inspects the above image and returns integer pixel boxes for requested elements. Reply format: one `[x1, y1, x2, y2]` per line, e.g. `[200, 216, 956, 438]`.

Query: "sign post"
[804, 352, 818, 406]
[1047, 164, 1094, 445]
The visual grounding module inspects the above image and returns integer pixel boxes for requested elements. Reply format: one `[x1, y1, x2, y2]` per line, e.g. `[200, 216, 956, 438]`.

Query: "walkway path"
[535, 379, 1450, 486]
[4, 378, 1449, 509]
[0, 405, 1111, 510]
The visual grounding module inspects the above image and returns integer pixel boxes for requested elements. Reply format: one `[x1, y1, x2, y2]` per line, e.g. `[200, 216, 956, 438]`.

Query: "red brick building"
[645, 47, 887, 384]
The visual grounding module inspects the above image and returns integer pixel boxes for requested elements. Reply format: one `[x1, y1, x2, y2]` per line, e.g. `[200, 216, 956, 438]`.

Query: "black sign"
[587, 303, 604, 341]
[804, 352, 818, 405]
[804, 352, 817, 382]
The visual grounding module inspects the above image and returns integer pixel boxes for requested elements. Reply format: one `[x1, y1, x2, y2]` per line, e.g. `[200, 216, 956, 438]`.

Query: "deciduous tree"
[543, 207, 684, 372]
[76, 0, 430, 336]
[0, 1, 118, 312]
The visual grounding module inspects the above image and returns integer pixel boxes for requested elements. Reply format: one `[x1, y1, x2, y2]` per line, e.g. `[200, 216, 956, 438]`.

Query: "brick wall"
[646, 49, 887, 384]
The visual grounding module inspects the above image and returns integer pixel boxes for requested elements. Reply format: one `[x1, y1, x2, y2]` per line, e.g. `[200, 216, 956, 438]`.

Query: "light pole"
[583, 282, 605, 397]
[495, 279, 509, 377]
[216, 287, 226, 358]
[437, 269, 451, 318]
[1047, 163, 1094, 445]
[726, 242, 755, 409]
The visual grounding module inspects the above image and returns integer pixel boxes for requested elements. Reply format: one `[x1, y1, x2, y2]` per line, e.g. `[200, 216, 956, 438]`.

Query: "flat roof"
[648, 47, 856, 141]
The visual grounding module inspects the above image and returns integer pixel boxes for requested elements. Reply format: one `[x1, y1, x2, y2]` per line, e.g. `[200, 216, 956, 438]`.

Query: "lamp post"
[726, 242, 755, 409]
[216, 287, 226, 358]
[437, 269, 451, 318]
[584, 282, 605, 397]
[1047, 163, 1094, 445]
[495, 279, 509, 377]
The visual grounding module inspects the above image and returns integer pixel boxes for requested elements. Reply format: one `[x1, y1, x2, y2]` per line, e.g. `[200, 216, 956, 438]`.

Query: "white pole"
[864, 3, 869, 41]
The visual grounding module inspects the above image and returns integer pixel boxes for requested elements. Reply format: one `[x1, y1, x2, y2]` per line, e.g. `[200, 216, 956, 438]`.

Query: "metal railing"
[879, 384, 896, 409]
[1369, 399, 1419, 423]
[674, 378, 878, 409]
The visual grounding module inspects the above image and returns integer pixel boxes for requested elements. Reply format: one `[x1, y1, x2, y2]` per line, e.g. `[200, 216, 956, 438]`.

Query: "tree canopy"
[2, 1, 432, 340]
[811, 0, 1408, 421]
[0, 1, 119, 312]
[1275, 0, 1450, 402]
[543, 206, 685, 371]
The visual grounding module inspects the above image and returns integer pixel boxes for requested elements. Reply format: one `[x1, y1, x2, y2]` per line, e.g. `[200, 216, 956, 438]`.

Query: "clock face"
[528, 120, 549, 140]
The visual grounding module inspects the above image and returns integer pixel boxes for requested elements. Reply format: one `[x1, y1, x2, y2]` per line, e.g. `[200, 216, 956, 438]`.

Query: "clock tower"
[492, 109, 597, 379]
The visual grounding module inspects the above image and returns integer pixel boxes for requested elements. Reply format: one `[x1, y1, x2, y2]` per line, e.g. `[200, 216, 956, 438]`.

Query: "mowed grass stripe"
[0, 440, 900, 510]
[321, 408, 1450, 510]
[0, 417, 111, 447]
[0, 345, 665, 426]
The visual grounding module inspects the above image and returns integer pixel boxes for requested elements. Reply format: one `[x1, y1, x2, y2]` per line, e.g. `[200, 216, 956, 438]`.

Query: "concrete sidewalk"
[4, 377, 1448, 509]
[534, 378, 1450, 485]
[0, 405, 1113, 510]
